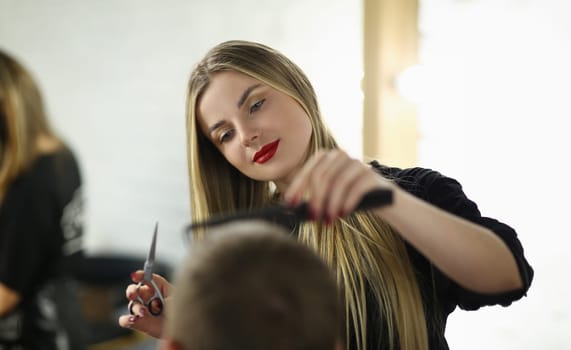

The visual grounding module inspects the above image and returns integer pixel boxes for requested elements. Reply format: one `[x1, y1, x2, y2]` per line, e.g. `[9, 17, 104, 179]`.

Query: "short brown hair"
[167, 220, 342, 350]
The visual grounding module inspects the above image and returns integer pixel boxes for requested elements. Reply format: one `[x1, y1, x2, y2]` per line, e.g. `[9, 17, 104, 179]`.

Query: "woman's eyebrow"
[208, 120, 225, 134]
[237, 83, 262, 109]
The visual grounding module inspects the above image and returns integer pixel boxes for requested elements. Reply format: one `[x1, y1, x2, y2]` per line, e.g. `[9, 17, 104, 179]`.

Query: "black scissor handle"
[130, 296, 164, 317]
[147, 298, 163, 316]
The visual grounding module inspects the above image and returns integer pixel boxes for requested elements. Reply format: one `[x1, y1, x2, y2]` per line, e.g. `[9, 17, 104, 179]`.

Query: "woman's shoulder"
[369, 160, 477, 218]
[10, 146, 79, 192]
[368, 160, 451, 198]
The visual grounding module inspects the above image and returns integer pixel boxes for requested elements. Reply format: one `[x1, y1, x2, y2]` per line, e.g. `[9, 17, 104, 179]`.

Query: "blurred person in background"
[0, 49, 86, 350]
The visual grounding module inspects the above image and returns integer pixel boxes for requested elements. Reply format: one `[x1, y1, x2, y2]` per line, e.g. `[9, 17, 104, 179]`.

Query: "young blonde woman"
[0, 50, 85, 349]
[121, 40, 533, 350]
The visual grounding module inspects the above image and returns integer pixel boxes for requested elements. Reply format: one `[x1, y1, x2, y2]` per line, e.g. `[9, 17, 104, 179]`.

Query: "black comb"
[185, 189, 393, 234]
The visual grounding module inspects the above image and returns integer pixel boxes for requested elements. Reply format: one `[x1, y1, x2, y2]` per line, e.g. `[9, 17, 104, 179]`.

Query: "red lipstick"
[253, 140, 280, 164]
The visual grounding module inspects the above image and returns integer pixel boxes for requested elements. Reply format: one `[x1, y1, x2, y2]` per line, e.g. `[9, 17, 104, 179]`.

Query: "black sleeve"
[0, 173, 57, 297]
[371, 162, 534, 310]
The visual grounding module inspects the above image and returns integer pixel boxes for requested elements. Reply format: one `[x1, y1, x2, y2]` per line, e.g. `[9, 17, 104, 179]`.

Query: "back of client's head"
[166, 220, 342, 350]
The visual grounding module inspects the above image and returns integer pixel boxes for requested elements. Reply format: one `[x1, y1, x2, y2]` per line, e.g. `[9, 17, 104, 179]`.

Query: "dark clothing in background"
[0, 147, 86, 350]
[350, 162, 534, 350]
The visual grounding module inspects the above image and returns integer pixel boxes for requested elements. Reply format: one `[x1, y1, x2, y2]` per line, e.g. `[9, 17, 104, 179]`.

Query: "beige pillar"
[363, 0, 419, 167]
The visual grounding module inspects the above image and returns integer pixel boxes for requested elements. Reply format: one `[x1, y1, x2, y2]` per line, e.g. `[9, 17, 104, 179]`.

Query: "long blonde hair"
[186, 40, 428, 350]
[0, 50, 60, 201]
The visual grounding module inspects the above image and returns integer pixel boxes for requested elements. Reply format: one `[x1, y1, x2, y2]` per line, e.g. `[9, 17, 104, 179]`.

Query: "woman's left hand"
[117, 270, 173, 338]
[284, 149, 394, 223]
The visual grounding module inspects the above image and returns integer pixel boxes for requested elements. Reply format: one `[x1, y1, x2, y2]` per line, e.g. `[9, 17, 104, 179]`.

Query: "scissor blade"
[144, 222, 158, 280]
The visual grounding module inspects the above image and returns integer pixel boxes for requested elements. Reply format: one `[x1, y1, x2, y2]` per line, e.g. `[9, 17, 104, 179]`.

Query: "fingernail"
[309, 207, 317, 221]
[287, 196, 299, 208]
[130, 272, 137, 280]
[128, 316, 136, 323]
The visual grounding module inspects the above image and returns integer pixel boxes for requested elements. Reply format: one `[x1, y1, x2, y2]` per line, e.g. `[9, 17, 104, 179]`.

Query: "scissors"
[128, 222, 165, 316]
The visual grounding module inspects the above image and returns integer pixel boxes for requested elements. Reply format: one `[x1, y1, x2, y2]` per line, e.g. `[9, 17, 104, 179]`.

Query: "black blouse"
[356, 162, 534, 350]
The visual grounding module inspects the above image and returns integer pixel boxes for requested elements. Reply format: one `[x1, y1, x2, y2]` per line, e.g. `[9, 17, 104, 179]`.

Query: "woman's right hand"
[284, 149, 395, 222]
[117, 270, 173, 338]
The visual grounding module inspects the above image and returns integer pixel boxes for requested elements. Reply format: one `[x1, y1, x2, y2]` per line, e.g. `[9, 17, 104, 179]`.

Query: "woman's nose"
[238, 125, 259, 147]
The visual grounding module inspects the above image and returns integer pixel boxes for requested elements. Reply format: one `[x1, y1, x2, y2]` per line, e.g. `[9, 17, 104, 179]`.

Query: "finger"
[118, 311, 165, 338]
[126, 283, 156, 302]
[325, 158, 367, 220]
[118, 314, 138, 329]
[304, 150, 340, 219]
[284, 150, 328, 205]
[151, 273, 173, 295]
[130, 270, 144, 283]
[309, 151, 353, 220]
[341, 167, 392, 216]
[340, 178, 371, 219]
[128, 300, 148, 318]
[126, 284, 139, 300]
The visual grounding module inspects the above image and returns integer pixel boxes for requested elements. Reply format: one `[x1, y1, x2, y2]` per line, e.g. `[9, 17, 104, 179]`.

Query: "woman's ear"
[159, 338, 185, 350]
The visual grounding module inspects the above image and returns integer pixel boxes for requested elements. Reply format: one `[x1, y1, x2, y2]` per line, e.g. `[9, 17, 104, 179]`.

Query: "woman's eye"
[219, 129, 235, 143]
[249, 99, 265, 114]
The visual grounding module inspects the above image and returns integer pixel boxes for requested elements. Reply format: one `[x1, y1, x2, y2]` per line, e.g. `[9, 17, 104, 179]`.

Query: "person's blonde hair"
[0, 50, 60, 201]
[186, 40, 428, 350]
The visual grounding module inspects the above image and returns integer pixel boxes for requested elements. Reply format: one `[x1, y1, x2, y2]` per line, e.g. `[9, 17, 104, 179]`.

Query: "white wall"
[0, 0, 363, 266]
[415, 0, 571, 348]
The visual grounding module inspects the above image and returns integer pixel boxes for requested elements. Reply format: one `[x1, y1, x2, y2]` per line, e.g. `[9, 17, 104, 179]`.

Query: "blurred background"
[0, 0, 569, 348]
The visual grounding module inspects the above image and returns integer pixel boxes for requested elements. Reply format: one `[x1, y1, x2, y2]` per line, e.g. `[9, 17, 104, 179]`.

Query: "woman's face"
[197, 70, 313, 192]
